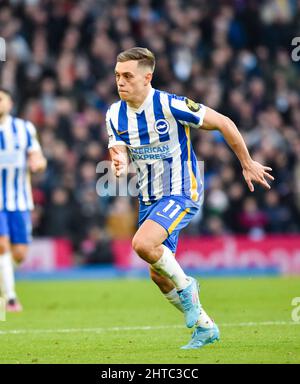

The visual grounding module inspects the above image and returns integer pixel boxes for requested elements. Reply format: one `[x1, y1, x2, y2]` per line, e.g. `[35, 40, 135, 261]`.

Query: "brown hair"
[117, 47, 155, 72]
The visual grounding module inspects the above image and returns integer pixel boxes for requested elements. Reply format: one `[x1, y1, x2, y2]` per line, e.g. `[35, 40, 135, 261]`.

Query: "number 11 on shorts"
[163, 199, 182, 218]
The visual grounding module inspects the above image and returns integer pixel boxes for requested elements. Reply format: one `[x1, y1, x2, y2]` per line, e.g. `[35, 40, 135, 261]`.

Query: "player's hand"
[28, 151, 47, 173]
[110, 147, 128, 177]
[111, 160, 127, 177]
[242, 160, 274, 192]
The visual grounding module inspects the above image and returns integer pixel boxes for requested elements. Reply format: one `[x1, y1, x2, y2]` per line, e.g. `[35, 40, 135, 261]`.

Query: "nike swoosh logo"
[116, 130, 128, 135]
[156, 212, 169, 219]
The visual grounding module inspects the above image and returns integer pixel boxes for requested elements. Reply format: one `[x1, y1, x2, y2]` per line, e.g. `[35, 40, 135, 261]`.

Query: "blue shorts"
[138, 195, 200, 253]
[0, 210, 32, 244]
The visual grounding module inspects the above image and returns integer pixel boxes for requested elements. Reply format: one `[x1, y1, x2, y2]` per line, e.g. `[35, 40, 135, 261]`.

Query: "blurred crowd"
[1, 0, 300, 263]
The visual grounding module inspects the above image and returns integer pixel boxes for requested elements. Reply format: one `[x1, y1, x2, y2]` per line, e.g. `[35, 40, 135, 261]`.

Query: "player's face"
[115, 60, 152, 103]
[0, 91, 13, 116]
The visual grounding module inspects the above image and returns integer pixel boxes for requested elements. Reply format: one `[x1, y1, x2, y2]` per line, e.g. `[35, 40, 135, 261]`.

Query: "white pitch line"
[0, 321, 299, 336]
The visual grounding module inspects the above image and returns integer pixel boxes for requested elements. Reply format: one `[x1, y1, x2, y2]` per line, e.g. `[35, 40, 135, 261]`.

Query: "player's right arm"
[106, 109, 129, 178]
[109, 145, 129, 177]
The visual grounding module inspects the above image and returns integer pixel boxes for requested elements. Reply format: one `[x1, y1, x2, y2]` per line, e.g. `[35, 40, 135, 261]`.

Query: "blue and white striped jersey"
[0, 115, 41, 211]
[106, 88, 206, 204]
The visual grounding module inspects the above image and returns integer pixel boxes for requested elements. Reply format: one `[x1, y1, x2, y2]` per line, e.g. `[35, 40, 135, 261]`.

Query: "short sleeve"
[169, 95, 206, 128]
[26, 121, 41, 152]
[106, 109, 127, 149]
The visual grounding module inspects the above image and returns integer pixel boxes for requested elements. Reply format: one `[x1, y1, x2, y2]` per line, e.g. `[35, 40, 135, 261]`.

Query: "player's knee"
[12, 249, 26, 264]
[132, 236, 153, 259]
[0, 244, 8, 254]
[132, 237, 145, 257]
[0, 239, 9, 254]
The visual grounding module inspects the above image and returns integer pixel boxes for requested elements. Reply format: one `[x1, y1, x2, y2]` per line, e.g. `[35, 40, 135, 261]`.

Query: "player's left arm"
[26, 121, 47, 173]
[201, 107, 274, 192]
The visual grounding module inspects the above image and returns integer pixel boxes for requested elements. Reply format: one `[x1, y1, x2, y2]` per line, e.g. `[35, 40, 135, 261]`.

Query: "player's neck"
[127, 86, 152, 110]
[0, 113, 9, 124]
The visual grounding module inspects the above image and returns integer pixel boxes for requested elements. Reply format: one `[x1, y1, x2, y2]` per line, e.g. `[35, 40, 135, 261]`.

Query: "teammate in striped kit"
[0, 88, 47, 312]
[107, 48, 274, 349]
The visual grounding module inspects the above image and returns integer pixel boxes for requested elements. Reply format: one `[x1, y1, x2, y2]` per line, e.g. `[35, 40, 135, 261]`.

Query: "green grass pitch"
[0, 276, 299, 364]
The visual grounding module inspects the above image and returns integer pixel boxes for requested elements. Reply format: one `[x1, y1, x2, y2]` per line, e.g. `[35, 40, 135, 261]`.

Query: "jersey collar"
[0, 115, 12, 130]
[127, 87, 155, 114]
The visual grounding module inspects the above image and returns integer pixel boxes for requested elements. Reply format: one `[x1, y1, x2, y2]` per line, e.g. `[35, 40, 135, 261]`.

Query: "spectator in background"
[238, 197, 268, 236]
[43, 187, 74, 238]
[264, 190, 292, 232]
[106, 197, 137, 240]
[80, 225, 114, 264]
[224, 182, 246, 233]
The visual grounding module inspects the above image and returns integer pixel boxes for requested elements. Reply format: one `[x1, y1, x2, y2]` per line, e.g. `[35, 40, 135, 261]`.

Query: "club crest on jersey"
[154, 119, 170, 135]
[185, 98, 200, 112]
